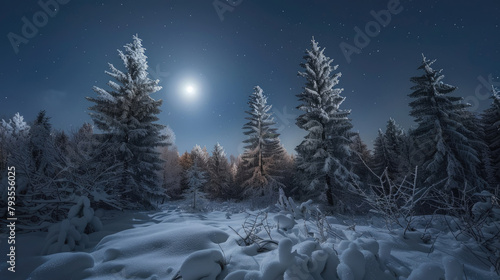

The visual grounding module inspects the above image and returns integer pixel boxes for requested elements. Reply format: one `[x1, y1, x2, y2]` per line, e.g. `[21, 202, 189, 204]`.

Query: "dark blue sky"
[1, 0, 499, 156]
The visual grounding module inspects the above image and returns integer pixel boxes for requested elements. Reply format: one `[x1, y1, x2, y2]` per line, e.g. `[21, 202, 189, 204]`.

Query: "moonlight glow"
[184, 84, 196, 99]
[180, 82, 198, 102]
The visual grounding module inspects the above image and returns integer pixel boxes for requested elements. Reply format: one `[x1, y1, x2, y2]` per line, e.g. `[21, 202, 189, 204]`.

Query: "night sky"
[1, 0, 499, 156]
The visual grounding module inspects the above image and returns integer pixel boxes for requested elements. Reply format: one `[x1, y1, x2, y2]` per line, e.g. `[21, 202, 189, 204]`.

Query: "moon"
[183, 84, 197, 100]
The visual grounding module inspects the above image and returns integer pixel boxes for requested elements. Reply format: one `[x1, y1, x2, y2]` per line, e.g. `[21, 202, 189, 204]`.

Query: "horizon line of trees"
[1, 36, 499, 231]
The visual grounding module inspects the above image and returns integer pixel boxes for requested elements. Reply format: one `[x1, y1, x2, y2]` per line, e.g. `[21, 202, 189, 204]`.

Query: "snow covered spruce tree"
[482, 86, 500, 188]
[191, 144, 210, 174]
[160, 146, 183, 199]
[0, 113, 30, 218]
[350, 132, 372, 188]
[295, 38, 357, 210]
[30, 111, 57, 178]
[87, 35, 168, 209]
[408, 55, 487, 204]
[371, 118, 406, 183]
[4, 111, 72, 229]
[207, 143, 232, 199]
[0, 113, 30, 173]
[371, 129, 391, 179]
[61, 123, 124, 210]
[185, 163, 208, 209]
[384, 118, 406, 174]
[239, 86, 286, 196]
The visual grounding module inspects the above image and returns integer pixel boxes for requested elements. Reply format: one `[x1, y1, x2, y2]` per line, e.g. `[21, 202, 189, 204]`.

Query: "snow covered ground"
[1, 200, 499, 280]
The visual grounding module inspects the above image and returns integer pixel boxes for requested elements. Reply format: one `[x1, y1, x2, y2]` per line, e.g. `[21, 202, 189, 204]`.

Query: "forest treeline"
[1, 35, 499, 232]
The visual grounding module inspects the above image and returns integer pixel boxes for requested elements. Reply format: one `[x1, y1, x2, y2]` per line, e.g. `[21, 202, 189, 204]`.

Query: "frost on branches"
[86, 35, 168, 209]
[185, 163, 208, 210]
[482, 86, 500, 188]
[207, 142, 232, 199]
[371, 118, 410, 189]
[295, 37, 357, 211]
[408, 54, 487, 203]
[239, 86, 286, 196]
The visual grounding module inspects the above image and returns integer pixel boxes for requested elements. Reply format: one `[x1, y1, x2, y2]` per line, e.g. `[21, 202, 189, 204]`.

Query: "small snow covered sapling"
[275, 187, 343, 242]
[42, 196, 102, 255]
[275, 187, 313, 220]
[185, 163, 208, 210]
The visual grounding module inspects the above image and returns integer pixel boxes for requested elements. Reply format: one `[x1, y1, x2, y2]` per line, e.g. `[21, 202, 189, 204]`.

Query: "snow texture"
[1, 200, 498, 280]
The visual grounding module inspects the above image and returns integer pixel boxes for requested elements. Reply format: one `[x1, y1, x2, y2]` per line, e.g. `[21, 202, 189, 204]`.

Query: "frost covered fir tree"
[371, 118, 406, 182]
[160, 146, 183, 198]
[482, 87, 500, 188]
[295, 38, 357, 210]
[408, 55, 487, 200]
[0, 113, 30, 217]
[371, 129, 391, 179]
[191, 144, 210, 174]
[87, 35, 168, 209]
[384, 118, 405, 166]
[207, 143, 231, 199]
[0, 113, 30, 172]
[2, 111, 71, 229]
[350, 133, 372, 188]
[30, 110, 57, 177]
[0, 112, 30, 139]
[185, 163, 208, 209]
[61, 123, 124, 210]
[461, 110, 489, 187]
[240, 86, 286, 196]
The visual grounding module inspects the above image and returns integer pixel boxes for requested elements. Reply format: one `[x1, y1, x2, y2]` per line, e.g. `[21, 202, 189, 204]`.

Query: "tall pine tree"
[408, 54, 486, 197]
[482, 87, 500, 188]
[295, 38, 356, 209]
[185, 163, 208, 209]
[372, 118, 405, 182]
[350, 132, 372, 188]
[240, 86, 285, 195]
[87, 35, 167, 209]
[160, 146, 182, 198]
[207, 143, 231, 199]
[371, 129, 391, 178]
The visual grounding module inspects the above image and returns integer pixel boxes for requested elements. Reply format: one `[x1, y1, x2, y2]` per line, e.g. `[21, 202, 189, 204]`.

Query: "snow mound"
[407, 263, 444, 280]
[443, 257, 463, 280]
[89, 223, 229, 279]
[226, 238, 295, 280]
[274, 213, 297, 230]
[27, 252, 94, 280]
[4, 201, 497, 280]
[179, 249, 224, 280]
[339, 243, 365, 280]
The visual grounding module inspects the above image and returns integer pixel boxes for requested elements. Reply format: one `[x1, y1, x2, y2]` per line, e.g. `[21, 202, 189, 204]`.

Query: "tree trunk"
[193, 190, 196, 209]
[326, 174, 334, 206]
